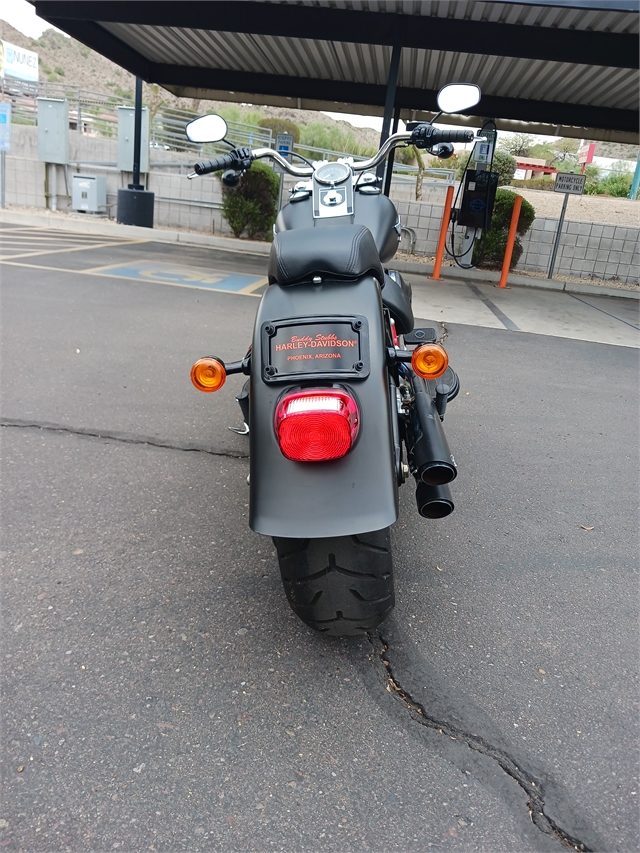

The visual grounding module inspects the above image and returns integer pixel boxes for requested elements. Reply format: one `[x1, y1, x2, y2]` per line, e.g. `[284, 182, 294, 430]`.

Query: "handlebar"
[190, 125, 477, 180]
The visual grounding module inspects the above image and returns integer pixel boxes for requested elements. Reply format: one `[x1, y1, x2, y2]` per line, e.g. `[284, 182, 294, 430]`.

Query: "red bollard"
[431, 185, 455, 281]
[497, 194, 522, 289]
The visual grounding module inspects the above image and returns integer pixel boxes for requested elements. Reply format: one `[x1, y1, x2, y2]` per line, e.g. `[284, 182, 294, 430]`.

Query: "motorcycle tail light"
[275, 389, 360, 462]
[191, 357, 226, 392]
[411, 343, 448, 379]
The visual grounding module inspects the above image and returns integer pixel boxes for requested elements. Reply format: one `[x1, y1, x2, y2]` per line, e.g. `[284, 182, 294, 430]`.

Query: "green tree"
[473, 189, 536, 270]
[258, 118, 301, 144]
[497, 132, 533, 157]
[492, 150, 517, 185]
[221, 161, 280, 240]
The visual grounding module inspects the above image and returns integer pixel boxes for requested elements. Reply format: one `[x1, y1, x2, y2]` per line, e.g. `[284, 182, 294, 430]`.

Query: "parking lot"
[1, 223, 638, 852]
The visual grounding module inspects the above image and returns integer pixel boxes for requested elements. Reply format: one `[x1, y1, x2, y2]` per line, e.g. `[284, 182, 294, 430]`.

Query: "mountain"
[0, 19, 382, 149]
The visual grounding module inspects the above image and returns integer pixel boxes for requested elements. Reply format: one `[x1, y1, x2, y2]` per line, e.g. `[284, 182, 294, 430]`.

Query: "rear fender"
[249, 276, 398, 538]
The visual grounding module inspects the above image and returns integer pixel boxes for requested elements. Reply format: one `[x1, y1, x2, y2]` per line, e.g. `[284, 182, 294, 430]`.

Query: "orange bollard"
[431, 185, 455, 280]
[497, 194, 522, 288]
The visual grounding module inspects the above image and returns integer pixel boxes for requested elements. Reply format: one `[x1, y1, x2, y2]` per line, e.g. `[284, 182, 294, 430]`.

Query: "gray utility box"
[37, 98, 69, 165]
[117, 106, 150, 173]
[72, 174, 107, 213]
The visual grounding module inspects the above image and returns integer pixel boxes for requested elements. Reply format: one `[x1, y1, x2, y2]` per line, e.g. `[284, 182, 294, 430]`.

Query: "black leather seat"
[268, 225, 384, 286]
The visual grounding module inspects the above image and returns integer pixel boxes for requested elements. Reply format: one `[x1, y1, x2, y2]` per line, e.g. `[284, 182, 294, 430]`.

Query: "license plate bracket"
[261, 315, 370, 383]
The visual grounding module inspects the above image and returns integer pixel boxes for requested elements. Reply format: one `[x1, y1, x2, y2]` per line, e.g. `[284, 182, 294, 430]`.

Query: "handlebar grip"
[430, 128, 475, 144]
[193, 154, 237, 175]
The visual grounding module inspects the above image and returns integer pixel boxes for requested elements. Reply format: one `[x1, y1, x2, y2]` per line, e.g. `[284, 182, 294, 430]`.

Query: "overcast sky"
[0, 0, 64, 38]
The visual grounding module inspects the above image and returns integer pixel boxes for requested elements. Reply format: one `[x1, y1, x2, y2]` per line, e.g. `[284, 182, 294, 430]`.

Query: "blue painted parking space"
[89, 259, 267, 293]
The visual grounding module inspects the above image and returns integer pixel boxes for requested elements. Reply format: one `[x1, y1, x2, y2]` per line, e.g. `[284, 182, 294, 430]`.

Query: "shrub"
[258, 118, 301, 144]
[221, 161, 280, 240]
[492, 150, 517, 186]
[473, 189, 536, 270]
[54, 65, 65, 76]
[584, 172, 633, 198]
[510, 178, 556, 191]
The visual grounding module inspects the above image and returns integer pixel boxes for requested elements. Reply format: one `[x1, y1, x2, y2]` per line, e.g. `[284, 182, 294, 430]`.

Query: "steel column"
[377, 45, 401, 182]
[131, 76, 143, 189]
[383, 105, 402, 197]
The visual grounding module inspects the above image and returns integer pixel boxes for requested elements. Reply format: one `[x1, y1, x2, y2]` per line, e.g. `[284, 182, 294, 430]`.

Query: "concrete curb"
[2, 207, 637, 300]
[391, 257, 640, 300]
[0, 208, 271, 257]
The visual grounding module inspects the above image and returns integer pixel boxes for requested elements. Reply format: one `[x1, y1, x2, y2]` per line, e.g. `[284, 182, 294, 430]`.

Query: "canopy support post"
[383, 105, 402, 197]
[377, 44, 402, 183]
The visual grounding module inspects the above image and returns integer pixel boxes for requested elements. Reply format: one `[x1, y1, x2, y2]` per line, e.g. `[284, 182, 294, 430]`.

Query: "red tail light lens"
[275, 389, 360, 462]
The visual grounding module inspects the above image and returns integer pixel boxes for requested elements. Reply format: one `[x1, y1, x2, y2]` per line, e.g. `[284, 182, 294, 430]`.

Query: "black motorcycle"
[186, 84, 481, 636]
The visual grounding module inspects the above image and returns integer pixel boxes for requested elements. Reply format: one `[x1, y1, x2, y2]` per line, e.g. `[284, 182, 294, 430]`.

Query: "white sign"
[0, 40, 39, 83]
[274, 132, 294, 174]
[513, 168, 527, 180]
[554, 172, 586, 195]
[0, 102, 11, 152]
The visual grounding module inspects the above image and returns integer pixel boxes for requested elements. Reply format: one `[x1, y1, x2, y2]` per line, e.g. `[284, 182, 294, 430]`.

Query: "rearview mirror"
[185, 114, 228, 143]
[437, 84, 481, 115]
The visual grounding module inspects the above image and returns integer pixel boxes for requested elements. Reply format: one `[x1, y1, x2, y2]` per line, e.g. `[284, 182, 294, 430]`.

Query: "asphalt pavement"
[1, 224, 638, 853]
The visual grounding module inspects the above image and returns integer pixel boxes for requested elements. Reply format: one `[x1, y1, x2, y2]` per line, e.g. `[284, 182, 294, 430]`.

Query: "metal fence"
[0, 77, 272, 153]
[1, 76, 454, 191]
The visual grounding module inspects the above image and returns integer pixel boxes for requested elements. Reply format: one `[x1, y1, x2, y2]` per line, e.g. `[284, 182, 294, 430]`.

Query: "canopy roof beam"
[35, 1, 638, 69]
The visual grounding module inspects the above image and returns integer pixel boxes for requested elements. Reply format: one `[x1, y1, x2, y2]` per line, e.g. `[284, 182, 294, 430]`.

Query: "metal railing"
[1, 76, 454, 192]
[1, 77, 272, 153]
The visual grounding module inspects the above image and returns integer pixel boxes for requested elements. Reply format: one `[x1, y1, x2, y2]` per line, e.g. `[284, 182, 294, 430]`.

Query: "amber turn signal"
[411, 343, 448, 379]
[191, 357, 226, 392]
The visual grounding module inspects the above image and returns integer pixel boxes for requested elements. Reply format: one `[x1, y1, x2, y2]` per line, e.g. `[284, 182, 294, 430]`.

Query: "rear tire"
[273, 529, 394, 636]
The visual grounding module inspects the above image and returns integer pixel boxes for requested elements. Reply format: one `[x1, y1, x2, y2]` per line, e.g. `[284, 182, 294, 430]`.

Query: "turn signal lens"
[191, 357, 226, 392]
[275, 389, 359, 462]
[411, 343, 448, 379]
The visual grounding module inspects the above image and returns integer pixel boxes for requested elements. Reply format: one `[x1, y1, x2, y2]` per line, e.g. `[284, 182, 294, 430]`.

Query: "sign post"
[274, 133, 295, 211]
[548, 172, 586, 280]
[0, 102, 11, 209]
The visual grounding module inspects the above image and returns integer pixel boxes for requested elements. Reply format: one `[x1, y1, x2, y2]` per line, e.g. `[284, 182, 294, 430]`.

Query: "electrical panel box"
[458, 170, 499, 229]
[37, 98, 69, 164]
[117, 106, 150, 173]
[72, 174, 107, 213]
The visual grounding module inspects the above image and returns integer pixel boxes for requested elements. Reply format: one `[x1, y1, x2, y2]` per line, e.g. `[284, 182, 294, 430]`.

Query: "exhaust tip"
[419, 461, 457, 486]
[416, 481, 454, 519]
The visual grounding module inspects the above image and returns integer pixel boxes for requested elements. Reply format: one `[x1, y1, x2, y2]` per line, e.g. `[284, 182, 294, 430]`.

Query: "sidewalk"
[1, 206, 637, 301]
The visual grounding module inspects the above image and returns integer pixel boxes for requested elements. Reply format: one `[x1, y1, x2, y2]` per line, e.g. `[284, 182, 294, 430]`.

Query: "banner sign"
[577, 143, 596, 165]
[0, 40, 39, 83]
[0, 102, 11, 152]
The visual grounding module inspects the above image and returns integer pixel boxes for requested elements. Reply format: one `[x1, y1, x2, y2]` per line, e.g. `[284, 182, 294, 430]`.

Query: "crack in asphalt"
[0, 418, 249, 459]
[366, 630, 591, 853]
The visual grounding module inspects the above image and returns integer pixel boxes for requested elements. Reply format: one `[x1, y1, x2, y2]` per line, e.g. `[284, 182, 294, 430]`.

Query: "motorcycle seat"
[268, 225, 384, 286]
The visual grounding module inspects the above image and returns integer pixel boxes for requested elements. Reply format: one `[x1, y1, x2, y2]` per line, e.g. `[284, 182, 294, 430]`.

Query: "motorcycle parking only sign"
[274, 133, 294, 174]
[554, 173, 586, 195]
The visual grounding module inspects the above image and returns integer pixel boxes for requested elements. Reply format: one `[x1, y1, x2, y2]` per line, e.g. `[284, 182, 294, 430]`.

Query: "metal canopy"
[33, 0, 639, 143]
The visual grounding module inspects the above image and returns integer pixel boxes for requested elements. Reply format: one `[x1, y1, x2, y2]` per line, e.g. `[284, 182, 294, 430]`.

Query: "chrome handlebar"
[251, 131, 414, 177]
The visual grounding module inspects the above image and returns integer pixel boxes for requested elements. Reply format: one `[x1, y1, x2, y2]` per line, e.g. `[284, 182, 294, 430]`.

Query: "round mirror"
[436, 84, 481, 115]
[185, 114, 228, 143]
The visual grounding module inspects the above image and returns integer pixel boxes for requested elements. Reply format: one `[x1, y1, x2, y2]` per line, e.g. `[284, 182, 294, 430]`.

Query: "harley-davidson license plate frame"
[260, 315, 370, 383]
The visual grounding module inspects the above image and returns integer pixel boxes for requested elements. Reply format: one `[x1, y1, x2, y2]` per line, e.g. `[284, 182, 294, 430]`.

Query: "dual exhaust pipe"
[405, 375, 457, 519]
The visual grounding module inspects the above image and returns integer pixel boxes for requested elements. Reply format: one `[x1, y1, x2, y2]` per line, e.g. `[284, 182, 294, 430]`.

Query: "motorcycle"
[185, 83, 481, 636]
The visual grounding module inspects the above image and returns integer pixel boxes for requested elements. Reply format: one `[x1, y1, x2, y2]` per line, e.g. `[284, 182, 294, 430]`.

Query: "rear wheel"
[272, 529, 394, 636]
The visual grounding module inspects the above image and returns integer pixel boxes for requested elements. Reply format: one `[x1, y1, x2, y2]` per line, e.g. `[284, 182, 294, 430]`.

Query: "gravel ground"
[506, 188, 639, 225]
